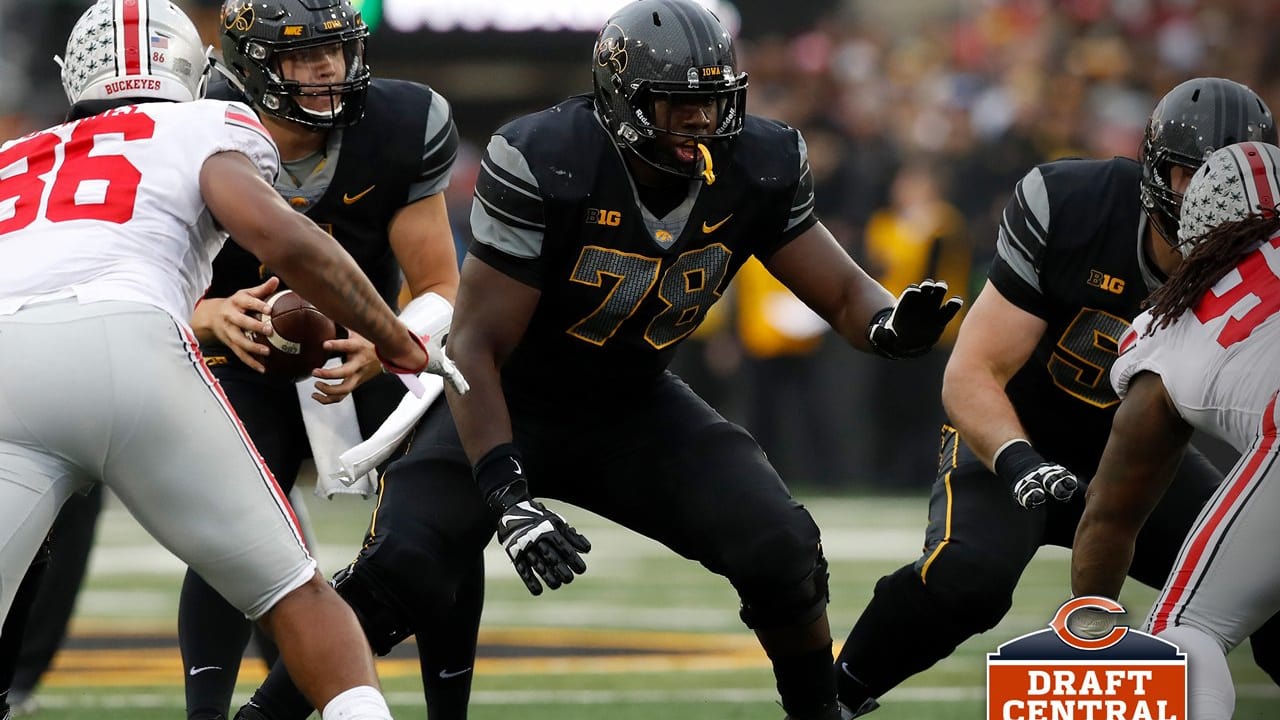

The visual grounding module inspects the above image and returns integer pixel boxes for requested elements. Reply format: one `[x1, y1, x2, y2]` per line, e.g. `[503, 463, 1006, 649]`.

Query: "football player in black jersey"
[832, 77, 1280, 717]
[230, 2, 958, 720]
[178, 2, 474, 720]
[440, 2, 956, 719]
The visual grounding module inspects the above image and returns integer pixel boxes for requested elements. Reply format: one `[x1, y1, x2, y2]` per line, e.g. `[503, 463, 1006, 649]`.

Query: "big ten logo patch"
[987, 597, 1186, 720]
[1088, 270, 1126, 294]
[585, 208, 622, 227]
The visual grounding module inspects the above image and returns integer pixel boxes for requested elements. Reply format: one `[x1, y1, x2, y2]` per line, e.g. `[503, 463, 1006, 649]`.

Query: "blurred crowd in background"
[4, 0, 1279, 490]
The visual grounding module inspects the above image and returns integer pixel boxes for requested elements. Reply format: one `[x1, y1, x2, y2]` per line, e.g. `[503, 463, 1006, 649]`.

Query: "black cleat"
[783, 700, 856, 720]
[848, 697, 880, 717]
[234, 704, 270, 720]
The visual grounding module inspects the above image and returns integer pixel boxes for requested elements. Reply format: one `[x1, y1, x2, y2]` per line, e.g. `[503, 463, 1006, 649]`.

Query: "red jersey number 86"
[0, 110, 155, 235]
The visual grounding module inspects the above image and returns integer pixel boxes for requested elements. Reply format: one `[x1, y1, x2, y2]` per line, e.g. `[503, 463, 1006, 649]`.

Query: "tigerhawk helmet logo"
[595, 24, 627, 74]
[223, 1, 254, 32]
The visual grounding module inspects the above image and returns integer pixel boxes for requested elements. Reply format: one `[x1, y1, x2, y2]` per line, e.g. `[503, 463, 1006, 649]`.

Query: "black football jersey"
[469, 95, 816, 387]
[203, 76, 458, 310]
[987, 157, 1167, 476]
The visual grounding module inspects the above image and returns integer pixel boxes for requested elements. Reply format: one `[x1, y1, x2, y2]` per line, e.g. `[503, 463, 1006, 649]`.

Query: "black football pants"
[835, 425, 1280, 704]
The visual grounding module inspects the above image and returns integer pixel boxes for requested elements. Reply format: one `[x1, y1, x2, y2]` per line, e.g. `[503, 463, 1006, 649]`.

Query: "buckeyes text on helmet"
[219, 0, 371, 129]
[58, 0, 211, 106]
[1139, 77, 1277, 247]
[592, 0, 748, 181]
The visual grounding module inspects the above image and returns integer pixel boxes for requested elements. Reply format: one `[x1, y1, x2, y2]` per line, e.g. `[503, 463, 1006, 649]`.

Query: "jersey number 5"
[0, 111, 155, 235]
[566, 244, 732, 349]
[1047, 307, 1131, 408]
[1193, 237, 1280, 348]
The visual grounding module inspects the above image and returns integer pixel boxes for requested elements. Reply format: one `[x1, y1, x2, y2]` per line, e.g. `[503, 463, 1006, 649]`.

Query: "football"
[248, 290, 336, 380]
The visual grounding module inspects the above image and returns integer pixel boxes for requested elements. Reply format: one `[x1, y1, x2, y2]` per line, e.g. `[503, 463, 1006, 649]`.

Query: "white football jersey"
[1112, 238, 1280, 451]
[0, 99, 278, 323]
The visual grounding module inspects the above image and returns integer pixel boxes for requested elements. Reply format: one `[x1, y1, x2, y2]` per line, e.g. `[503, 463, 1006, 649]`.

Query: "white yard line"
[24, 683, 1280, 709]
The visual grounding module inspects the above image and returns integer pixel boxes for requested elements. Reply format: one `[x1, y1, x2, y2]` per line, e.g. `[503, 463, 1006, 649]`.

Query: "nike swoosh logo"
[342, 185, 376, 204]
[500, 514, 525, 528]
[702, 214, 732, 233]
[438, 667, 472, 679]
[839, 661, 859, 680]
[189, 665, 222, 676]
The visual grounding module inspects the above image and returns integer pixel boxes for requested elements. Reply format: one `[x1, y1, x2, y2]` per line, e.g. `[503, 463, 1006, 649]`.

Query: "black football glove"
[479, 452, 590, 596]
[994, 439, 1079, 510]
[867, 280, 964, 359]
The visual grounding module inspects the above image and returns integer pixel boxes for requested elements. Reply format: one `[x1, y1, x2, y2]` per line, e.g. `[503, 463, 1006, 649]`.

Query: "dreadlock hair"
[1145, 213, 1280, 336]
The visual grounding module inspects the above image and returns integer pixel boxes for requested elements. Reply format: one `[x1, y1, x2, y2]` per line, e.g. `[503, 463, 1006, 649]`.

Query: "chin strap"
[696, 142, 716, 185]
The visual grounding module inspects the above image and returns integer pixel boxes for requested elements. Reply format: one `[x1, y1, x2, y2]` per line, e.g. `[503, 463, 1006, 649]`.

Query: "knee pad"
[333, 532, 460, 655]
[331, 563, 413, 656]
[738, 552, 830, 630]
[910, 550, 1018, 633]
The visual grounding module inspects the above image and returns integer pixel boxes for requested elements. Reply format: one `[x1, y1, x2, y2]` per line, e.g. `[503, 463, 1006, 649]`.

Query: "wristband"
[474, 442, 527, 506]
[992, 439, 1044, 485]
[866, 306, 895, 357]
[376, 328, 429, 375]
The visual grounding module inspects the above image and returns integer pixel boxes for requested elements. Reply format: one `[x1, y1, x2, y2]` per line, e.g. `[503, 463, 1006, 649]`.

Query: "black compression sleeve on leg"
[0, 544, 50, 699]
[419, 554, 485, 720]
[773, 642, 837, 719]
[179, 569, 255, 720]
[236, 657, 314, 720]
[12, 485, 102, 696]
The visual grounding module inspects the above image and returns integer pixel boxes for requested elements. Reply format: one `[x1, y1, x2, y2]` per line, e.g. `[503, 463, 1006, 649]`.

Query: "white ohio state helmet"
[1177, 141, 1280, 256]
[57, 0, 210, 105]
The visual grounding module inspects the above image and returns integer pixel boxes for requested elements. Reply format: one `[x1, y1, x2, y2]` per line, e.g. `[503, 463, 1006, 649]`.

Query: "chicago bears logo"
[596, 24, 627, 74]
[988, 597, 1186, 720]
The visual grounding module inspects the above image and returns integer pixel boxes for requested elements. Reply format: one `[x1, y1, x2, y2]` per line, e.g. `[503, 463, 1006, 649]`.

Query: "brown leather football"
[248, 290, 336, 380]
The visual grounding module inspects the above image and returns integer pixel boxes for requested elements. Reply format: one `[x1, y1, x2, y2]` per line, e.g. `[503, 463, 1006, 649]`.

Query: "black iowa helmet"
[1140, 77, 1276, 245]
[592, 0, 747, 182]
[219, 0, 370, 129]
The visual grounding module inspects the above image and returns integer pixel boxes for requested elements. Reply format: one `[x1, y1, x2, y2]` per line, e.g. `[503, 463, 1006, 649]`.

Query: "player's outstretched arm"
[444, 254, 538, 462]
[311, 192, 464, 403]
[200, 150, 425, 373]
[1072, 371, 1192, 600]
[766, 221, 962, 356]
[389, 192, 460, 302]
[446, 254, 590, 595]
[765, 221, 895, 351]
[941, 281, 1045, 466]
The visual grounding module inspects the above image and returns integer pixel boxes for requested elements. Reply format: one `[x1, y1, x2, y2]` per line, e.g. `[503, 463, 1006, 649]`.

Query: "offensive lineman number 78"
[0, 109, 153, 234]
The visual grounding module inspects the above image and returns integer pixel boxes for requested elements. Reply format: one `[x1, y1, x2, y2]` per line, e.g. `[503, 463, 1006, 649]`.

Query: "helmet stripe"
[1231, 142, 1279, 214]
[115, 0, 146, 77]
[1255, 142, 1280, 213]
[659, 0, 713, 68]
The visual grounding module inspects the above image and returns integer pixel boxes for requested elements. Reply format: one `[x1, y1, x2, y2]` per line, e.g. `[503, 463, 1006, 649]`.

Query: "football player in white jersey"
[0, 2, 431, 719]
[1073, 140, 1280, 720]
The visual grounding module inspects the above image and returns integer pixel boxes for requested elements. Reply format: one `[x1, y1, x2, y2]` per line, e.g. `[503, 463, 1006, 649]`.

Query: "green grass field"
[18, 492, 1278, 719]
